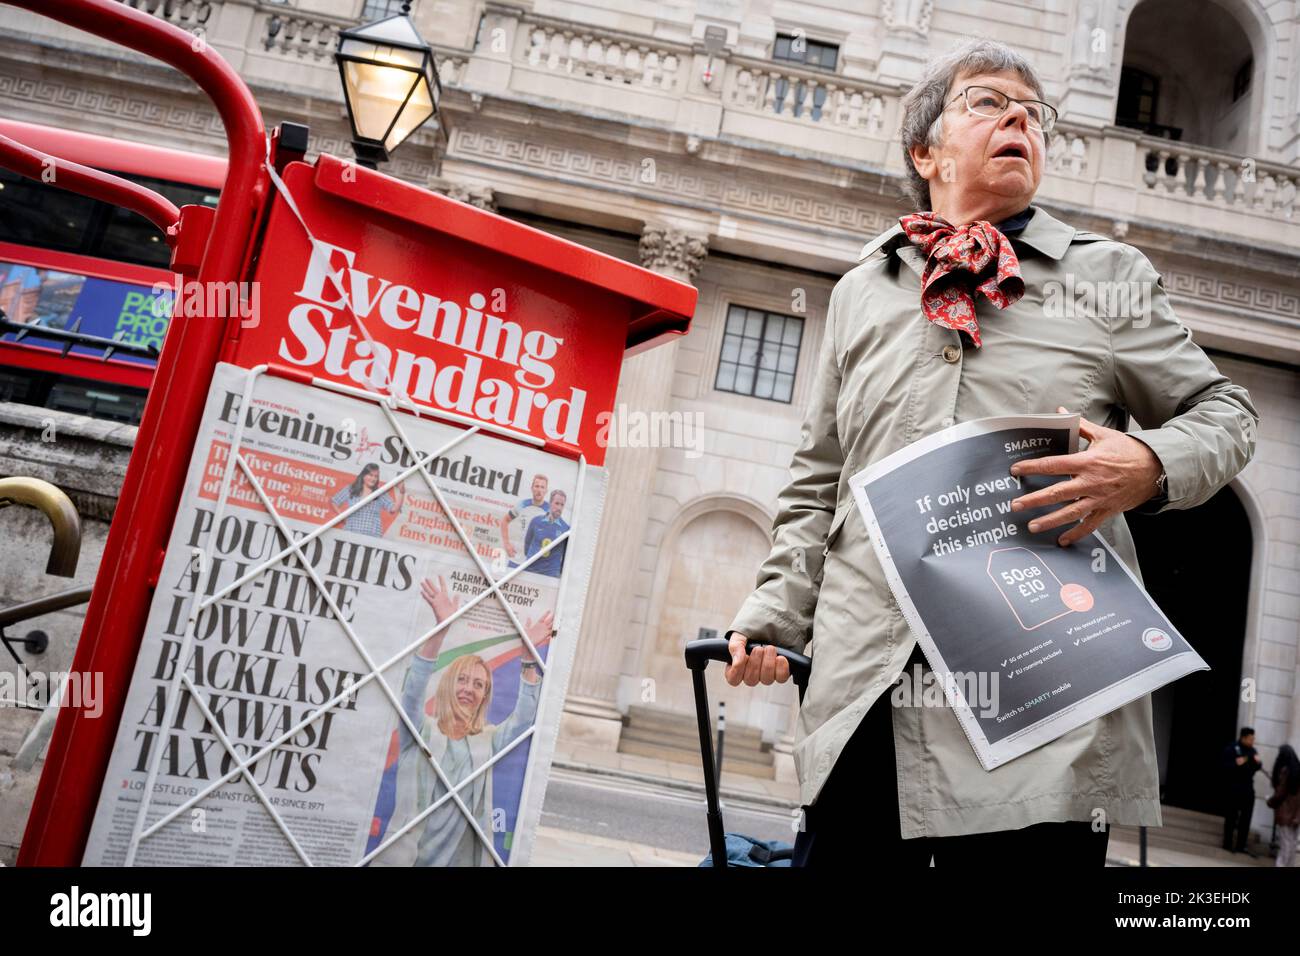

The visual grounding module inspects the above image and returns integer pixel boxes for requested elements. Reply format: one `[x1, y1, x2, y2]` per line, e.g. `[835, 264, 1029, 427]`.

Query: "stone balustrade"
[119, 0, 213, 30]
[523, 23, 684, 93]
[724, 58, 889, 135]
[1139, 137, 1298, 219]
[110, 1, 1300, 247]
[260, 7, 341, 61]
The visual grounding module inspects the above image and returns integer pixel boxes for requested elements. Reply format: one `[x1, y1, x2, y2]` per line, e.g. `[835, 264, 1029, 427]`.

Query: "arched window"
[1116, 66, 1170, 139]
[1117, 0, 1259, 155]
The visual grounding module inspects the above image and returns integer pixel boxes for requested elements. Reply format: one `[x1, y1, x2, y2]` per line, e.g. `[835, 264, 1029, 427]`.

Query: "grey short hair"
[899, 38, 1049, 211]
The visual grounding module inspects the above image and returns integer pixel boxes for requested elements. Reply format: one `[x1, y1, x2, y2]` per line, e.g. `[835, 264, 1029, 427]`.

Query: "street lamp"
[335, 1, 443, 168]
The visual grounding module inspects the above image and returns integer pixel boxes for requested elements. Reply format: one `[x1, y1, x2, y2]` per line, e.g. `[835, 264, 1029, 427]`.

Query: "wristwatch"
[1154, 469, 1168, 495]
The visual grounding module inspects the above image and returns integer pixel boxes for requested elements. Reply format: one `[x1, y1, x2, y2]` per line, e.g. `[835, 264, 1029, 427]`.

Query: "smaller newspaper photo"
[848, 413, 1208, 771]
[81, 362, 601, 867]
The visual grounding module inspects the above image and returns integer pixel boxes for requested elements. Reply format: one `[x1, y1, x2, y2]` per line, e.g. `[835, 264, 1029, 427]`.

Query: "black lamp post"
[335, 1, 443, 168]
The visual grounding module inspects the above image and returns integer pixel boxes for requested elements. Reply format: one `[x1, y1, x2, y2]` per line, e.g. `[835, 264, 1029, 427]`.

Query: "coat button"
[942, 344, 961, 363]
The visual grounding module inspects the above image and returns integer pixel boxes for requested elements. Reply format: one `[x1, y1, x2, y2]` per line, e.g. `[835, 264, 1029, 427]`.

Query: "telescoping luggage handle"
[683, 637, 812, 868]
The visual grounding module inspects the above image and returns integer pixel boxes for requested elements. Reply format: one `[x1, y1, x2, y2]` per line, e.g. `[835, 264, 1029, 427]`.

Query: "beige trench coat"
[728, 204, 1260, 838]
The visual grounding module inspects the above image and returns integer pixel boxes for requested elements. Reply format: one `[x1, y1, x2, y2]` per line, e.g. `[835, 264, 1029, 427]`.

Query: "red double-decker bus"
[0, 119, 226, 423]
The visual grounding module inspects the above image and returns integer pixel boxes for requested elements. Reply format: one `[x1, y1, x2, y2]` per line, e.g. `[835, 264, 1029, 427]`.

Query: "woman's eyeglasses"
[945, 85, 1058, 134]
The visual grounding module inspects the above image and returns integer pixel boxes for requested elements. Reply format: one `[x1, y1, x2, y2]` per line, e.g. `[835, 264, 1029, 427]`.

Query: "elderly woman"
[724, 38, 1259, 867]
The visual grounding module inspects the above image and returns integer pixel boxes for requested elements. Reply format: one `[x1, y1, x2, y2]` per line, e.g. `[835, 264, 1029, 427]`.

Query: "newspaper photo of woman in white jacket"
[382, 575, 552, 866]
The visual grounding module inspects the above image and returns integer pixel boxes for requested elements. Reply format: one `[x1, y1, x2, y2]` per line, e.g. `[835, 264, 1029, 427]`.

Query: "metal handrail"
[0, 586, 95, 629]
[0, 478, 81, 577]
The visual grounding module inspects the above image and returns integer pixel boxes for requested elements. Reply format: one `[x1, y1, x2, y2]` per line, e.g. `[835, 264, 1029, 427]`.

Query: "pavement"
[550, 739, 799, 804]
[533, 739, 1286, 868]
[1, 733, 1284, 868]
[532, 824, 703, 867]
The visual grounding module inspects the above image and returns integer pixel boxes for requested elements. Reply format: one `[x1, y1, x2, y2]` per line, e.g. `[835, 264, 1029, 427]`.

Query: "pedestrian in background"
[1221, 726, 1264, 855]
[1267, 743, 1300, 866]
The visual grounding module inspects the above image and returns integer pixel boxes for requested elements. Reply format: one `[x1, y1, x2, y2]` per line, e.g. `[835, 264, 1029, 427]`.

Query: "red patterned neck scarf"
[898, 213, 1025, 349]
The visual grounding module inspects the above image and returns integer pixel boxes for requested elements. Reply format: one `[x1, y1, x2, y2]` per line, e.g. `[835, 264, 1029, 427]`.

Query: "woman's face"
[363, 468, 379, 490]
[918, 69, 1045, 215]
[454, 663, 489, 713]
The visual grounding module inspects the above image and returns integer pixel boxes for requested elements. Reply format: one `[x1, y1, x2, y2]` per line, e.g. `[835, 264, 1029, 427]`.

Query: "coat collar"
[856, 204, 1077, 264]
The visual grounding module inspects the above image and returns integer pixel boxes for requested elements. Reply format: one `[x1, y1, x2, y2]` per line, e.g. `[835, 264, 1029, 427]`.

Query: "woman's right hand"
[724, 632, 791, 687]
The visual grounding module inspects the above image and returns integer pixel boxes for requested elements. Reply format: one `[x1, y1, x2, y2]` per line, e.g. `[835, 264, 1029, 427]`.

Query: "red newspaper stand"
[9, 0, 694, 866]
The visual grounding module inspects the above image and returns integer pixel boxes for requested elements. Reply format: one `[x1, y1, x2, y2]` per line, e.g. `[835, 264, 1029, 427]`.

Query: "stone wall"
[0, 405, 134, 864]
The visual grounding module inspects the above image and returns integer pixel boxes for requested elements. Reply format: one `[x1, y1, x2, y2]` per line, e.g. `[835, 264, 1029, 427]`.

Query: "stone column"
[461, 1, 523, 93]
[876, 0, 935, 83]
[559, 225, 707, 751]
[1057, 0, 1120, 123]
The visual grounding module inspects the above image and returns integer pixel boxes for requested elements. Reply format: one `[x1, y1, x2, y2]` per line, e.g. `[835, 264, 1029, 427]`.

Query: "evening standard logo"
[211, 388, 527, 497]
[49, 886, 151, 936]
[276, 239, 586, 444]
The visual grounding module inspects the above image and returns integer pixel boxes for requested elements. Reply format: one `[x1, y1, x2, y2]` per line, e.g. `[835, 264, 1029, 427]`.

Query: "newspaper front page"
[848, 413, 1207, 771]
[82, 362, 604, 866]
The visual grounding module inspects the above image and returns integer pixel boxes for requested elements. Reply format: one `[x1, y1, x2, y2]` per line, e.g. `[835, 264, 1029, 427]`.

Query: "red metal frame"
[0, 118, 228, 191]
[0, 131, 181, 238]
[13, 0, 267, 867]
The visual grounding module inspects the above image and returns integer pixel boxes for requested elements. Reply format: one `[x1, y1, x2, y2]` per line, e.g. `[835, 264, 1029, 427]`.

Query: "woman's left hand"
[516, 611, 553, 684]
[420, 575, 460, 623]
[1008, 407, 1163, 547]
[524, 610, 554, 648]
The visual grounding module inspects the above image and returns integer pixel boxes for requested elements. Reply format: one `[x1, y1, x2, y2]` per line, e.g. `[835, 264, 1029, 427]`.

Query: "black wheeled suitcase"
[683, 637, 812, 868]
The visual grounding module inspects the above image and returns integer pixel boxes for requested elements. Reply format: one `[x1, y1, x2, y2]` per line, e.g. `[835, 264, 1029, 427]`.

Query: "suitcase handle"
[684, 637, 811, 689]
[684, 636, 812, 867]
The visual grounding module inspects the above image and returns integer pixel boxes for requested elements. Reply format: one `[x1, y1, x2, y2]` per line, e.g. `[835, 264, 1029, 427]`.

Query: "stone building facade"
[1, 0, 1298, 852]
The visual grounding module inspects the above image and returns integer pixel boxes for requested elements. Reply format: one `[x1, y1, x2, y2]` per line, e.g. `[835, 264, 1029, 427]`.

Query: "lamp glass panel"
[343, 59, 423, 141]
[340, 35, 425, 70]
[349, 13, 424, 48]
[384, 78, 434, 150]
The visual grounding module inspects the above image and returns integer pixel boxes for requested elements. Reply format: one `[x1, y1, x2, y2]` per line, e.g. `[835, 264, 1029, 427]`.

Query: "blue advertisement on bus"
[0, 260, 171, 365]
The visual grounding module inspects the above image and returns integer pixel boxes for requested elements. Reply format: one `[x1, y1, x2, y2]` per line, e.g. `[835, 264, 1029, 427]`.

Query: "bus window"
[0, 167, 218, 269]
[0, 124, 222, 425]
[0, 365, 147, 425]
[96, 172, 219, 267]
[0, 168, 99, 257]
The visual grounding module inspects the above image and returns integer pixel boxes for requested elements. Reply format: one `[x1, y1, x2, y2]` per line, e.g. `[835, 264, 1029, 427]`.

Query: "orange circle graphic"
[1060, 583, 1094, 612]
